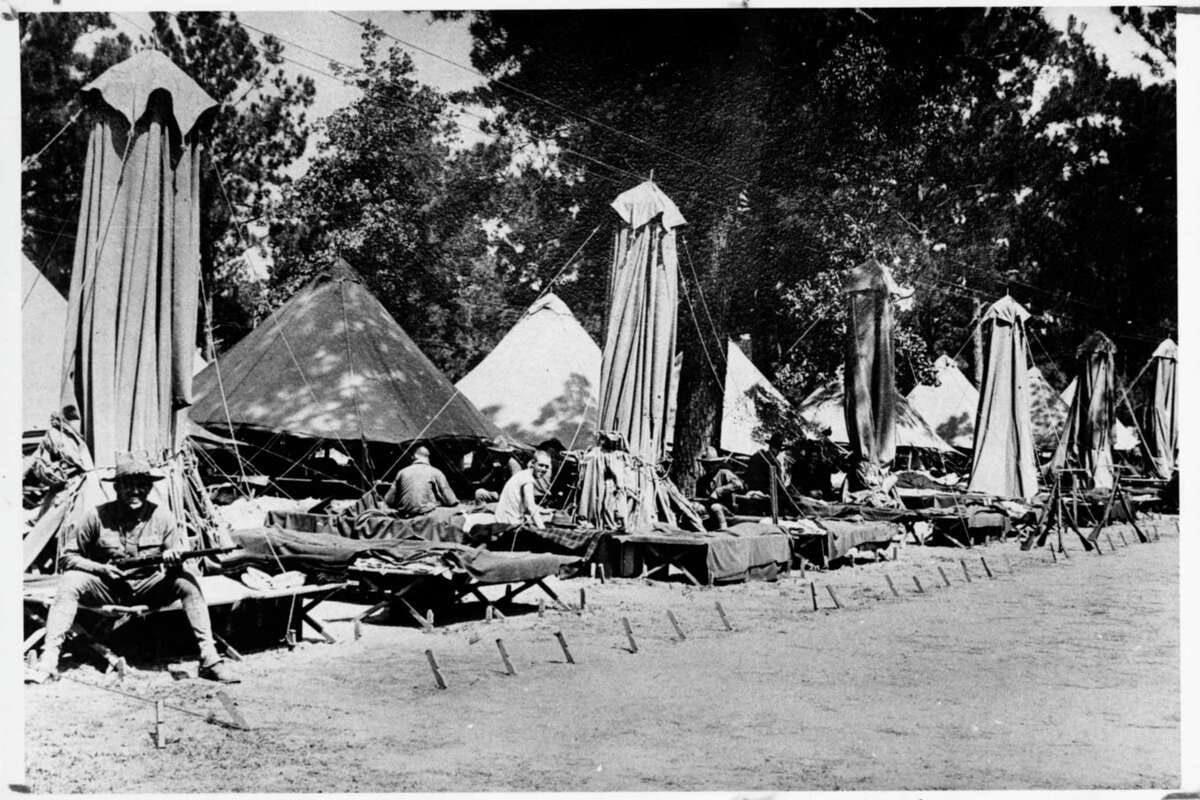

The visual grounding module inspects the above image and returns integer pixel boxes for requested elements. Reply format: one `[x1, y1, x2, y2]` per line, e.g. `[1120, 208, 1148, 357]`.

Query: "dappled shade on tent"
[1027, 366, 1068, 450]
[721, 340, 794, 455]
[1051, 331, 1118, 489]
[906, 354, 978, 450]
[190, 260, 500, 446]
[60, 50, 215, 465]
[799, 372, 955, 453]
[22, 254, 68, 433]
[843, 259, 899, 489]
[456, 293, 601, 448]
[1149, 338, 1177, 479]
[967, 296, 1037, 499]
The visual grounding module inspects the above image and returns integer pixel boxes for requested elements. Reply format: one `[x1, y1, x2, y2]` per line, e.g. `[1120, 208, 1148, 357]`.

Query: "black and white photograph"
[3, 2, 1193, 793]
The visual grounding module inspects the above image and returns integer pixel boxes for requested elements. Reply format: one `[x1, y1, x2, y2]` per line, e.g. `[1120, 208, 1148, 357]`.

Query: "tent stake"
[884, 575, 900, 598]
[538, 598, 545, 618]
[580, 588, 586, 612]
[980, 557, 993, 579]
[959, 559, 972, 582]
[937, 566, 951, 587]
[809, 582, 819, 611]
[495, 638, 515, 676]
[667, 610, 686, 641]
[912, 576, 925, 594]
[554, 631, 575, 664]
[425, 649, 447, 689]
[715, 602, 733, 631]
[825, 585, 842, 609]
[154, 699, 165, 749]
[1050, 545, 1058, 563]
[1105, 533, 1117, 553]
[621, 617, 638, 653]
[1118, 529, 1128, 547]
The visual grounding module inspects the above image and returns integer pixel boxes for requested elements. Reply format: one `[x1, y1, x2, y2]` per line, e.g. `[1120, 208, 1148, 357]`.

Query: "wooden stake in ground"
[667, 610, 687, 641]
[485, 606, 494, 623]
[959, 559, 972, 583]
[715, 602, 733, 631]
[424, 610, 435, 632]
[1106, 533, 1117, 553]
[798, 557, 806, 578]
[1119, 529, 1129, 547]
[621, 617, 638, 653]
[809, 582, 819, 611]
[496, 638, 516, 676]
[216, 691, 249, 731]
[579, 588, 586, 611]
[353, 619, 362, 641]
[538, 598, 545, 618]
[554, 631, 576, 664]
[885, 574, 900, 598]
[937, 566, 951, 587]
[980, 557, 994, 579]
[597, 563, 607, 584]
[825, 585, 843, 609]
[1050, 545, 1058, 562]
[154, 699, 165, 749]
[912, 575, 925, 594]
[425, 649, 447, 690]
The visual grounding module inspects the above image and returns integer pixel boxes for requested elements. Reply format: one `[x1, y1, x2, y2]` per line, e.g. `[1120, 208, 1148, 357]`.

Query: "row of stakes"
[420, 524, 1162, 690]
[138, 522, 1162, 740]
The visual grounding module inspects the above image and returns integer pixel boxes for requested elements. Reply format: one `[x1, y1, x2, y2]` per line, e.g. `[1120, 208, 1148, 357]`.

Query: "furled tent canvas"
[191, 260, 500, 446]
[1149, 338, 1177, 478]
[906, 354, 978, 450]
[843, 259, 899, 488]
[60, 50, 215, 464]
[1027, 365, 1069, 450]
[1059, 378, 1137, 451]
[799, 372, 955, 453]
[22, 254, 68, 433]
[456, 293, 601, 448]
[720, 340, 792, 456]
[1051, 332, 1118, 488]
[967, 296, 1037, 499]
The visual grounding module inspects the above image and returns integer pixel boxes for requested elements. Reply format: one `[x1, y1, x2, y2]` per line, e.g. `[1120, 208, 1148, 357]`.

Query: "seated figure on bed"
[694, 447, 744, 531]
[384, 445, 462, 518]
[791, 440, 836, 501]
[26, 454, 236, 685]
[470, 437, 523, 503]
[744, 432, 794, 496]
[495, 449, 552, 529]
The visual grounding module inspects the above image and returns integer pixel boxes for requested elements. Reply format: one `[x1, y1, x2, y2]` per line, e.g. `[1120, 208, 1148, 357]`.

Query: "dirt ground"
[22, 518, 1180, 792]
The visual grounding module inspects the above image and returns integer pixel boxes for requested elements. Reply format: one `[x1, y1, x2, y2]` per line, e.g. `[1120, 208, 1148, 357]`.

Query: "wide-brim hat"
[698, 446, 728, 463]
[103, 452, 165, 483]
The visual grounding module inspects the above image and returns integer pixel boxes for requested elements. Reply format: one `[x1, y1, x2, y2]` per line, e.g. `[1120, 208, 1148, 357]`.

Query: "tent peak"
[1152, 338, 1177, 360]
[610, 181, 687, 230]
[83, 50, 217, 137]
[523, 292, 575, 320]
[1077, 330, 1117, 358]
[844, 258, 902, 295]
[982, 294, 1031, 325]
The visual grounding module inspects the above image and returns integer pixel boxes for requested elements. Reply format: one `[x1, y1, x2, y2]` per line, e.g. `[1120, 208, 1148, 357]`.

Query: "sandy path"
[23, 520, 1179, 792]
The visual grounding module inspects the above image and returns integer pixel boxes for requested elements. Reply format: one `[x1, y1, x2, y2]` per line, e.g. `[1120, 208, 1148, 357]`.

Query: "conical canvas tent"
[1027, 365, 1069, 450]
[580, 181, 699, 531]
[799, 372, 955, 454]
[1051, 332, 1118, 489]
[843, 259, 899, 488]
[967, 296, 1037, 499]
[22, 254, 69, 433]
[906, 354, 978, 450]
[1149, 338, 1178, 478]
[191, 260, 500, 448]
[26, 51, 223, 571]
[720, 340, 793, 455]
[456, 293, 601, 447]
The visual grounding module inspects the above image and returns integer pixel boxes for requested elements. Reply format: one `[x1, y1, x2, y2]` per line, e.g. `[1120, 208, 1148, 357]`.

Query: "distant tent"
[456, 293, 602, 448]
[799, 372, 955, 454]
[720, 340, 793, 455]
[967, 297, 1037, 499]
[191, 261, 500, 447]
[1060, 378, 1137, 451]
[906, 354, 978, 450]
[1027, 365, 1069, 450]
[21, 254, 68, 433]
[1148, 338, 1178, 478]
[1051, 332, 1118, 489]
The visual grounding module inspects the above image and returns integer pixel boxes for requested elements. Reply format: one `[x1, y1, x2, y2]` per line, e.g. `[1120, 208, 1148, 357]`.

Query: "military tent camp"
[799, 372, 955, 454]
[190, 260, 500, 447]
[1027, 365, 1069, 450]
[456, 293, 601, 448]
[720, 340, 793, 456]
[906, 354, 978, 450]
[21, 254, 68, 434]
[1051, 332, 1118, 489]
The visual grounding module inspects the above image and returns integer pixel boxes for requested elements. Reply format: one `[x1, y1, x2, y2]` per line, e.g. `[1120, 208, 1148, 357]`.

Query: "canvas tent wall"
[1059, 378, 1137, 451]
[798, 372, 956, 454]
[1027, 365, 1069, 450]
[906, 354, 978, 450]
[22, 254, 68, 433]
[456, 293, 601, 448]
[191, 261, 500, 454]
[1148, 338, 1177, 478]
[1051, 332, 1118, 489]
[720, 339, 793, 455]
